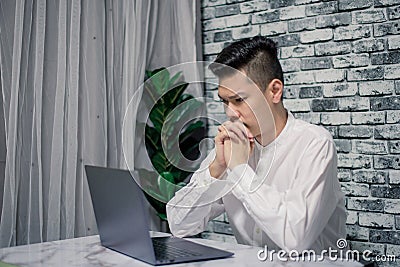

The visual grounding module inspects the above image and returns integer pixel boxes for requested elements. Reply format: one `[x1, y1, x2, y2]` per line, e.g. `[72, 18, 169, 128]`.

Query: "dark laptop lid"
[85, 165, 156, 265]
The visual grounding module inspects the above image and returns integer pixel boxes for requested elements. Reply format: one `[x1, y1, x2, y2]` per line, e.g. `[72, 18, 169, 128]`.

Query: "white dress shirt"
[166, 111, 347, 253]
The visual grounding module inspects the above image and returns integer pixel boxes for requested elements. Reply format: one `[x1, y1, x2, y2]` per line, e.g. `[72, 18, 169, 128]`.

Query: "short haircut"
[209, 36, 284, 91]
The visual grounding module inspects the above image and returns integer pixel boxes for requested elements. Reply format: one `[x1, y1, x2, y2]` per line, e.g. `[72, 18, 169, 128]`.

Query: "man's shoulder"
[292, 116, 333, 143]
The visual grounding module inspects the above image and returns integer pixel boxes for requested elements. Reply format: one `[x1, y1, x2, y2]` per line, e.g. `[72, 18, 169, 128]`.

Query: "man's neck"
[256, 108, 288, 146]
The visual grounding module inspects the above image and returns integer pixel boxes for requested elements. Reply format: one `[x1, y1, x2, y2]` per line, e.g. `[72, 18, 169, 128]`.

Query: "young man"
[166, 36, 347, 253]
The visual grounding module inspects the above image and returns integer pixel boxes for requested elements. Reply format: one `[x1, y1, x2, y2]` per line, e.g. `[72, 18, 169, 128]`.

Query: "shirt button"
[256, 228, 260, 234]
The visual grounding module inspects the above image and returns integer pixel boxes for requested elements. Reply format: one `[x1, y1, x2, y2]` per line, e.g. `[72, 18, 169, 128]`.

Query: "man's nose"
[225, 103, 239, 120]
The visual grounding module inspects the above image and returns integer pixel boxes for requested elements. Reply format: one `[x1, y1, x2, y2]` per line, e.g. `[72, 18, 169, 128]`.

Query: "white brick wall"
[200, 0, 400, 253]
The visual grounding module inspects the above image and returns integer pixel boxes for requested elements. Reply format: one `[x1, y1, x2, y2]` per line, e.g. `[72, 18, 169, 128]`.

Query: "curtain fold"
[0, 0, 199, 247]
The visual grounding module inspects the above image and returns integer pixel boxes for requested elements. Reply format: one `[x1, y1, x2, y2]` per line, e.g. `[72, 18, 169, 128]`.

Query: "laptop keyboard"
[152, 238, 201, 261]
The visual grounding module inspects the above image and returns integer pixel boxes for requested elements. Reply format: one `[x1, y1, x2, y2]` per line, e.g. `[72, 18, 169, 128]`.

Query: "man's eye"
[235, 98, 244, 103]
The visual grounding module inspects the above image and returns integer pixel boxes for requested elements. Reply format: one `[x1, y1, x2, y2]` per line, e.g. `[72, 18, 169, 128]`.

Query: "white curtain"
[0, 0, 200, 247]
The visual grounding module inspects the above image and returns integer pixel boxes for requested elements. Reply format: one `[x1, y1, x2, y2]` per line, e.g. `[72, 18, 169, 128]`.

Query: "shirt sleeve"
[229, 138, 342, 252]
[166, 150, 228, 237]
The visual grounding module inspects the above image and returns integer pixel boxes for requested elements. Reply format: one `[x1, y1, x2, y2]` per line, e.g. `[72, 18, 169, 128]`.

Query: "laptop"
[85, 165, 234, 265]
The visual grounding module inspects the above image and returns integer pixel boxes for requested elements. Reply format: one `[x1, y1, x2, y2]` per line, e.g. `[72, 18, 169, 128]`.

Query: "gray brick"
[271, 34, 300, 47]
[301, 57, 332, 70]
[386, 200, 400, 214]
[293, 112, 320, 124]
[347, 197, 384, 211]
[348, 66, 384, 81]
[288, 18, 315, 32]
[339, 168, 352, 182]
[203, 0, 227, 7]
[284, 71, 314, 85]
[375, 124, 400, 139]
[299, 86, 323, 98]
[315, 41, 351, 56]
[212, 220, 233, 234]
[202, 7, 215, 20]
[373, 156, 400, 169]
[352, 39, 385, 53]
[270, 0, 295, 9]
[351, 111, 385, 125]
[371, 96, 400, 111]
[215, 4, 239, 17]
[385, 64, 400, 79]
[315, 69, 346, 83]
[396, 80, 400, 94]
[353, 170, 387, 183]
[389, 170, 400, 184]
[389, 141, 400, 154]
[359, 81, 394, 96]
[203, 18, 226, 31]
[295, 0, 323, 4]
[387, 110, 400, 123]
[311, 99, 339, 111]
[226, 14, 250, 27]
[374, 0, 400, 7]
[341, 182, 370, 197]
[203, 32, 214, 44]
[388, 6, 400, 20]
[306, 1, 338, 16]
[316, 13, 352, 28]
[354, 140, 387, 154]
[371, 51, 400, 65]
[260, 22, 287, 36]
[346, 225, 369, 240]
[334, 25, 372, 41]
[350, 241, 385, 257]
[203, 42, 225, 55]
[283, 99, 311, 112]
[339, 96, 369, 111]
[374, 21, 400, 37]
[359, 212, 394, 228]
[388, 36, 400, 50]
[354, 9, 387, 24]
[321, 112, 351, 125]
[346, 210, 358, 224]
[214, 30, 232, 42]
[338, 154, 372, 168]
[251, 10, 280, 24]
[333, 54, 369, 68]
[325, 126, 338, 138]
[338, 0, 373, 10]
[281, 45, 314, 58]
[239, 1, 269, 13]
[338, 126, 373, 138]
[226, 0, 246, 3]
[300, 29, 333, 43]
[207, 102, 225, 113]
[387, 244, 400, 258]
[280, 58, 301, 73]
[335, 139, 352, 153]
[232, 26, 259, 40]
[280, 6, 306, 20]
[283, 86, 299, 99]
[324, 83, 358, 97]
[370, 230, 400, 245]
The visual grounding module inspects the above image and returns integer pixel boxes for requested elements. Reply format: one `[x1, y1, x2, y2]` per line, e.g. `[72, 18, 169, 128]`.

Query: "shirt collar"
[254, 109, 293, 151]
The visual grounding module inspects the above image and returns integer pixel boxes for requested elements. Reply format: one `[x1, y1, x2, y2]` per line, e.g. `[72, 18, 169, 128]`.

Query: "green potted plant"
[139, 68, 205, 221]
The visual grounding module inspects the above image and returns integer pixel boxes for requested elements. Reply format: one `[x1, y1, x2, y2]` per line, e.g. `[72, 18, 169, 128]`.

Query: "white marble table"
[0, 233, 365, 267]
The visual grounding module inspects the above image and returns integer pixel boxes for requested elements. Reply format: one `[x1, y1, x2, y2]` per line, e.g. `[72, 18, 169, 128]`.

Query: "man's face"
[217, 71, 275, 140]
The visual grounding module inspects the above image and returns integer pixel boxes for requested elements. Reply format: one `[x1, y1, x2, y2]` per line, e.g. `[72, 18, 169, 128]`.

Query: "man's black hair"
[209, 36, 284, 91]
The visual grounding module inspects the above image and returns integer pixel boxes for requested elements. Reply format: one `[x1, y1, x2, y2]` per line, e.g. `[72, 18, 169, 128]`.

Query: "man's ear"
[265, 79, 283, 104]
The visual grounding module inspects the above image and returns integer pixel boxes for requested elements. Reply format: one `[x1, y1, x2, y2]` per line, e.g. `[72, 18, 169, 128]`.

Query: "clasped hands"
[209, 120, 255, 179]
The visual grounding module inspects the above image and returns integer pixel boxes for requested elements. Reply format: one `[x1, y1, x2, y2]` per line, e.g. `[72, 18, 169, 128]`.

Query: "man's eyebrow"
[218, 92, 247, 100]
